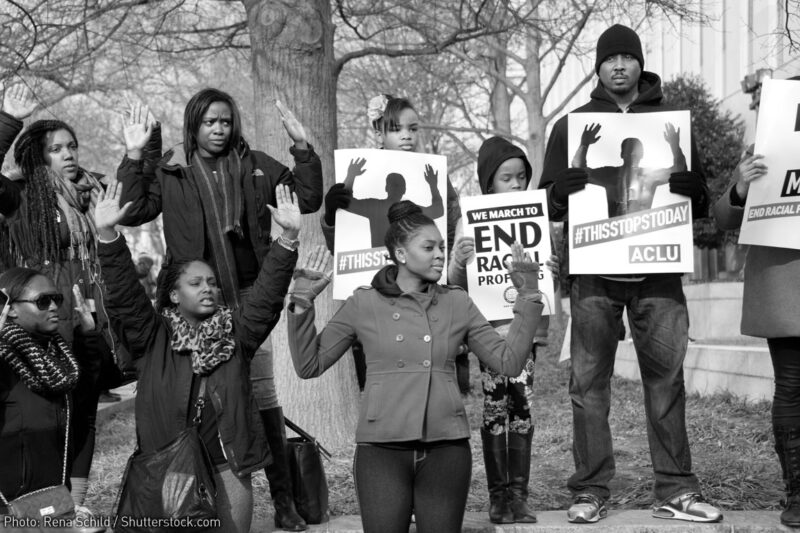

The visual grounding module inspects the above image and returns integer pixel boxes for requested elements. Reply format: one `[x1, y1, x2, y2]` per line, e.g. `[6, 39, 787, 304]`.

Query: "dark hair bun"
[387, 200, 423, 223]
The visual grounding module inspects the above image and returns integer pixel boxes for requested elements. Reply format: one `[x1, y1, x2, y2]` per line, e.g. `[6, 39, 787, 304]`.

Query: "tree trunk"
[488, 37, 512, 135]
[524, 28, 546, 188]
[243, 0, 359, 448]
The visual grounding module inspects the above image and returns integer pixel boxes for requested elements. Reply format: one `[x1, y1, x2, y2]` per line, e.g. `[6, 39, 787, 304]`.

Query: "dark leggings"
[354, 440, 472, 533]
[769, 338, 800, 426]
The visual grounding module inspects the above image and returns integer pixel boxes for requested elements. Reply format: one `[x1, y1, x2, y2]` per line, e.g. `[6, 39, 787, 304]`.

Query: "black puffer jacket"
[98, 234, 297, 476]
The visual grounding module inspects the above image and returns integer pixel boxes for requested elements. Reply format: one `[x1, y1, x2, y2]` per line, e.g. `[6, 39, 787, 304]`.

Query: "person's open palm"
[2, 82, 37, 120]
[268, 184, 301, 234]
[276, 100, 308, 145]
[94, 179, 132, 230]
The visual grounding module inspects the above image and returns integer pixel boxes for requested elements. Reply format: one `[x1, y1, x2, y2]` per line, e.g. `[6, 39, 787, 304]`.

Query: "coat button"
[397, 360, 405, 368]
[431, 316, 438, 322]
[422, 360, 431, 368]
[396, 334, 404, 342]
[392, 312, 400, 320]
[423, 335, 431, 343]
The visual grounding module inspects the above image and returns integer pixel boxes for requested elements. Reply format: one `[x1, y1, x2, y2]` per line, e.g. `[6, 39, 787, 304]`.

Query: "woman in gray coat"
[287, 200, 544, 533]
[713, 147, 800, 527]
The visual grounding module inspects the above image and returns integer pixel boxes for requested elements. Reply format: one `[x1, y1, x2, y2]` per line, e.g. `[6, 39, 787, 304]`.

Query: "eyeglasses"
[14, 293, 64, 310]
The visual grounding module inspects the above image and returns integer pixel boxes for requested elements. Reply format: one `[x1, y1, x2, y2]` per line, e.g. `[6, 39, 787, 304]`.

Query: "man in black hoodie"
[538, 24, 720, 524]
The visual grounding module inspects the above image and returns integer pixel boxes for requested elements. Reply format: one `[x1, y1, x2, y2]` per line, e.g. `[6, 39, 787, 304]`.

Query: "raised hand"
[122, 102, 154, 157]
[1, 82, 37, 120]
[580, 123, 601, 146]
[267, 184, 301, 239]
[424, 164, 438, 187]
[504, 242, 541, 299]
[73, 284, 96, 333]
[276, 100, 308, 149]
[346, 158, 367, 181]
[734, 145, 767, 200]
[290, 245, 332, 311]
[663, 122, 680, 152]
[94, 178, 133, 238]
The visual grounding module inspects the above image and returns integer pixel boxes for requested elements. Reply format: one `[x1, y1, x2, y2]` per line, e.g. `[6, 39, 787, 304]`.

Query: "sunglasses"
[14, 293, 64, 310]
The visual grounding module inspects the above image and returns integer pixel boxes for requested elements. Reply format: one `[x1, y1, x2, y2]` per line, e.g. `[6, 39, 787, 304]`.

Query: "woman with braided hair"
[0, 83, 126, 516]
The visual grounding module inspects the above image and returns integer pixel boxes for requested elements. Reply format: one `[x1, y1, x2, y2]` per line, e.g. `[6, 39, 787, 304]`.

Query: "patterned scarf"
[48, 167, 102, 262]
[189, 151, 245, 308]
[162, 307, 235, 375]
[0, 322, 80, 394]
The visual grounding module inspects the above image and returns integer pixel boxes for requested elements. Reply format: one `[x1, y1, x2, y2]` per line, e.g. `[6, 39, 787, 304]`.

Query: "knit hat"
[595, 24, 643, 74]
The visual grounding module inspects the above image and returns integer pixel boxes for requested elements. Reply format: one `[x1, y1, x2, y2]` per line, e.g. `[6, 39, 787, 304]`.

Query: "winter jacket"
[117, 142, 322, 267]
[539, 71, 709, 222]
[288, 265, 543, 443]
[98, 234, 297, 476]
[0, 359, 69, 506]
[713, 184, 800, 338]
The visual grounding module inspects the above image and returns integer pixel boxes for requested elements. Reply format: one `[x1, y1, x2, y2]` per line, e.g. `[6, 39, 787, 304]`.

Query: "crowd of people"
[0, 21, 797, 533]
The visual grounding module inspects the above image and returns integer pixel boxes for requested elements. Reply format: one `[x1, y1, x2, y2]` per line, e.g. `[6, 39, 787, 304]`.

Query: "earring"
[400, 259, 406, 264]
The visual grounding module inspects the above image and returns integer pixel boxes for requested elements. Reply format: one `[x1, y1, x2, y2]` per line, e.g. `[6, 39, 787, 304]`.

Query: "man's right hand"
[551, 167, 589, 204]
[323, 183, 352, 226]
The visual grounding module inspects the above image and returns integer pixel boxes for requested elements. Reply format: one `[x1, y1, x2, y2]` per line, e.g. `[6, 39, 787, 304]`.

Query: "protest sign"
[332, 148, 449, 299]
[738, 79, 800, 249]
[567, 111, 694, 274]
[460, 190, 554, 319]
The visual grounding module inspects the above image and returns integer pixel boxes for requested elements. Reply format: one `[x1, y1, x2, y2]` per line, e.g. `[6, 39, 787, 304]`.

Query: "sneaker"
[652, 492, 723, 522]
[98, 390, 121, 403]
[567, 493, 607, 523]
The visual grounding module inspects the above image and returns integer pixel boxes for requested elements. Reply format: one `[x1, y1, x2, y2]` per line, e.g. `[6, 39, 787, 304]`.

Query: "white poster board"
[739, 79, 800, 249]
[332, 148, 448, 299]
[567, 111, 694, 274]
[460, 190, 554, 320]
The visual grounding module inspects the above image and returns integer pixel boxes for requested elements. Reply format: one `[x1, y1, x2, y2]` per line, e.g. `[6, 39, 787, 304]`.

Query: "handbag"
[284, 417, 331, 524]
[114, 377, 217, 532]
[0, 397, 75, 523]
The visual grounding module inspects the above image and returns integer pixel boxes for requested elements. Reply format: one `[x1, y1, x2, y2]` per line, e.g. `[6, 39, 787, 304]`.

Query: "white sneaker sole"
[653, 508, 723, 522]
[567, 508, 608, 523]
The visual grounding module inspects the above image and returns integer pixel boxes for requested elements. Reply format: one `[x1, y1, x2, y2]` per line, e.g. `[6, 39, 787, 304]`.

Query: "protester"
[713, 141, 800, 527]
[0, 83, 123, 516]
[0, 268, 81, 516]
[287, 200, 544, 533]
[96, 181, 306, 533]
[448, 136, 558, 523]
[538, 24, 721, 523]
[321, 94, 465, 392]
[118, 89, 323, 531]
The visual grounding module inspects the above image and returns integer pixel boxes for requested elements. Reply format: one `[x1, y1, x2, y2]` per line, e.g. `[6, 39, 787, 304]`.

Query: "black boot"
[508, 429, 537, 523]
[776, 425, 800, 527]
[481, 429, 514, 524]
[260, 407, 307, 532]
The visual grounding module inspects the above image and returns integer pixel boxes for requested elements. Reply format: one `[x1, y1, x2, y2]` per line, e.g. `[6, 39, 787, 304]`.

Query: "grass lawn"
[86, 316, 781, 523]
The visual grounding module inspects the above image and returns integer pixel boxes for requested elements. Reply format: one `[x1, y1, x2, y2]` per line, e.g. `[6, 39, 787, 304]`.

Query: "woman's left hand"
[276, 100, 308, 149]
[268, 184, 301, 239]
[505, 242, 540, 299]
[73, 285, 95, 333]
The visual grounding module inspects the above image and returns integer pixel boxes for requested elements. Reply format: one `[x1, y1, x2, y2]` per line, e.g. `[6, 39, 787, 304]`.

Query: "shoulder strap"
[0, 394, 70, 505]
[283, 416, 331, 459]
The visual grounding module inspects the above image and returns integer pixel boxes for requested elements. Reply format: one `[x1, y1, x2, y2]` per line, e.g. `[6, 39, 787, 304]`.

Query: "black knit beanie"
[595, 24, 644, 74]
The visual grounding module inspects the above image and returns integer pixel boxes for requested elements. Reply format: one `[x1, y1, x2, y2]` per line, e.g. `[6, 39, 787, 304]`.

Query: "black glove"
[551, 168, 589, 204]
[668, 171, 705, 202]
[323, 183, 352, 226]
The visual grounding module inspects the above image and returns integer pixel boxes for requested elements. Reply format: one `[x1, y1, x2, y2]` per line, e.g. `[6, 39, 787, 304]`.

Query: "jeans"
[354, 440, 472, 533]
[568, 274, 699, 502]
[239, 287, 278, 410]
[768, 338, 800, 426]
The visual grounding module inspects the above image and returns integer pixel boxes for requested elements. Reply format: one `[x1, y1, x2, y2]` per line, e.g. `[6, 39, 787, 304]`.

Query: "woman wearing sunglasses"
[0, 83, 140, 515]
[0, 268, 80, 515]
